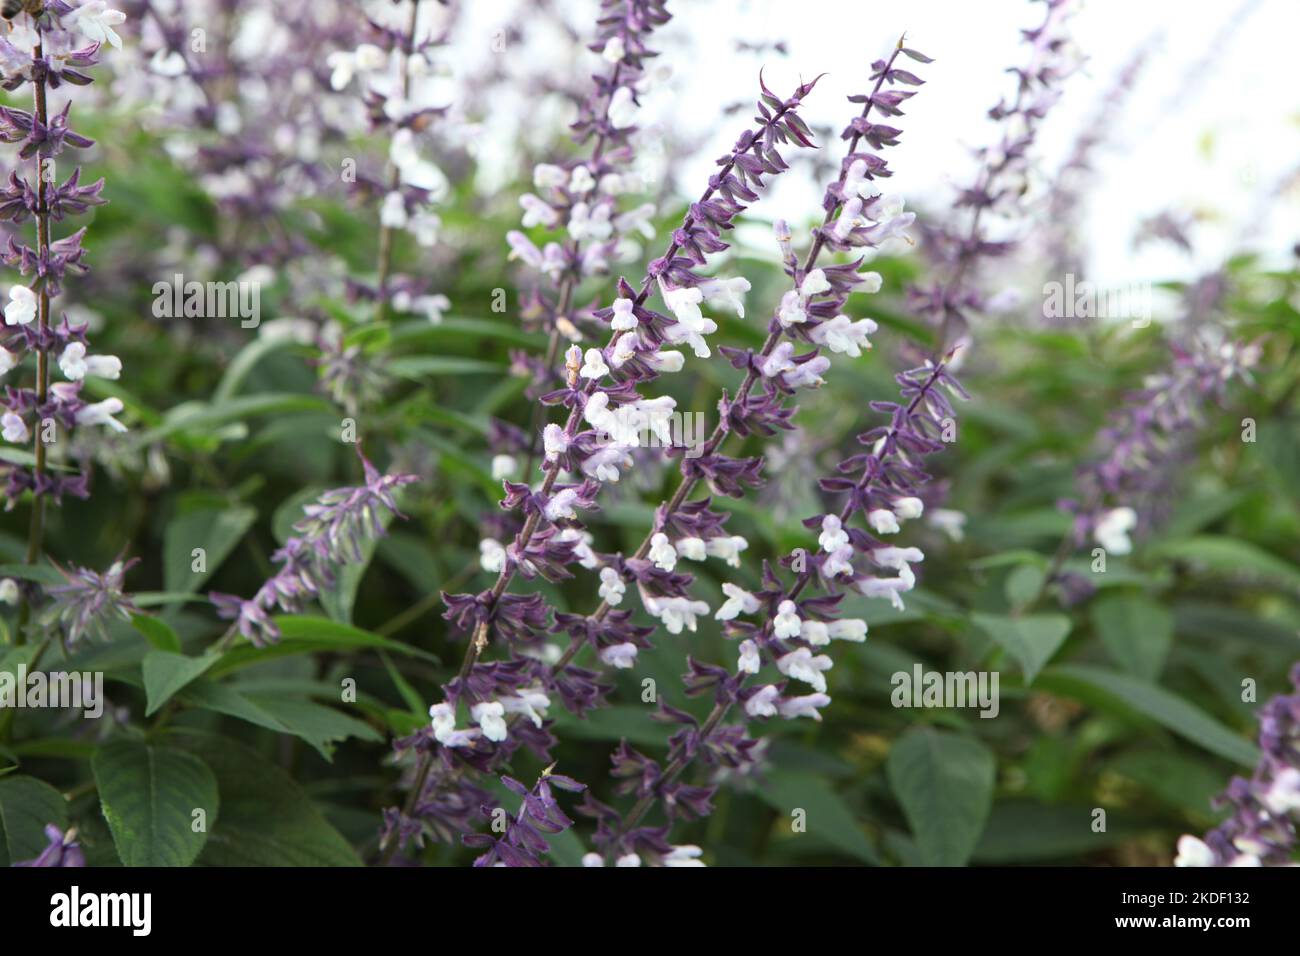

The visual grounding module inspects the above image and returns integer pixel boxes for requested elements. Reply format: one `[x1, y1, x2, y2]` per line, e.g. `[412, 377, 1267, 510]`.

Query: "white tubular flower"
[663, 318, 716, 358]
[859, 271, 883, 294]
[58, 342, 88, 380]
[409, 211, 442, 248]
[614, 202, 656, 239]
[568, 201, 613, 241]
[86, 353, 124, 380]
[471, 701, 508, 742]
[5, 285, 36, 326]
[893, 497, 924, 520]
[519, 193, 559, 228]
[607, 86, 638, 128]
[615, 853, 643, 867]
[629, 395, 677, 445]
[863, 211, 916, 245]
[429, 701, 456, 739]
[698, 276, 751, 317]
[390, 129, 448, 196]
[800, 269, 831, 297]
[580, 348, 610, 380]
[648, 532, 677, 571]
[582, 446, 631, 483]
[1262, 767, 1300, 815]
[773, 600, 802, 639]
[500, 688, 551, 727]
[1174, 835, 1215, 868]
[811, 314, 877, 357]
[544, 488, 579, 521]
[0, 348, 17, 375]
[662, 283, 705, 325]
[779, 693, 831, 721]
[662, 845, 705, 867]
[745, 684, 780, 718]
[646, 350, 684, 373]
[675, 536, 707, 561]
[326, 51, 356, 90]
[929, 508, 967, 542]
[601, 35, 626, 63]
[717, 583, 761, 622]
[819, 514, 849, 553]
[857, 573, 913, 611]
[828, 619, 868, 643]
[506, 231, 544, 269]
[1094, 506, 1137, 555]
[874, 546, 924, 571]
[0, 578, 17, 604]
[610, 332, 640, 367]
[490, 454, 516, 481]
[67, 1, 127, 49]
[542, 423, 570, 461]
[581, 852, 605, 867]
[783, 356, 830, 390]
[833, 197, 865, 241]
[76, 398, 127, 432]
[823, 545, 854, 578]
[610, 297, 638, 330]
[568, 165, 596, 194]
[559, 528, 598, 569]
[479, 538, 506, 573]
[777, 647, 833, 693]
[533, 163, 567, 190]
[705, 535, 748, 567]
[583, 391, 616, 431]
[868, 509, 901, 535]
[598, 566, 626, 606]
[777, 289, 807, 328]
[2, 412, 29, 443]
[599, 642, 639, 669]
[800, 619, 830, 646]
[738, 639, 762, 674]
[644, 595, 710, 634]
[760, 341, 796, 379]
[380, 191, 407, 228]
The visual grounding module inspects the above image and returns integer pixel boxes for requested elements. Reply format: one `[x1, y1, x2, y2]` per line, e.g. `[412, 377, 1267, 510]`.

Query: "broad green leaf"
[137, 393, 331, 445]
[0, 563, 66, 587]
[1039, 664, 1259, 766]
[177, 682, 381, 759]
[208, 615, 437, 677]
[1090, 592, 1174, 680]
[168, 731, 361, 866]
[758, 769, 880, 864]
[550, 705, 667, 748]
[213, 334, 299, 402]
[973, 800, 1158, 864]
[972, 612, 1071, 684]
[142, 650, 220, 716]
[1148, 536, 1300, 591]
[163, 505, 258, 594]
[0, 775, 67, 866]
[131, 614, 182, 653]
[886, 727, 995, 867]
[388, 356, 504, 379]
[92, 741, 218, 867]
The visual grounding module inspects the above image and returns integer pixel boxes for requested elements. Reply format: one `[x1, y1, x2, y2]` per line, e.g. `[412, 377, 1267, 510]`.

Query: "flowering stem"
[17, 31, 52, 644]
[375, 0, 422, 324]
[614, 361, 949, 840]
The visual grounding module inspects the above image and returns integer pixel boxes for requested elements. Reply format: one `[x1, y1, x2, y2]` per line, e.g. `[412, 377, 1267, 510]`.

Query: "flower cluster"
[41, 555, 138, 645]
[379, 63, 827, 859]
[1061, 337, 1258, 560]
[0, 2, 128, 510]
[461, 770, 586, 867]
[1176, 663, 1300, 867]
[211, 455, 417, 646]
[908, 0, 1078, 351]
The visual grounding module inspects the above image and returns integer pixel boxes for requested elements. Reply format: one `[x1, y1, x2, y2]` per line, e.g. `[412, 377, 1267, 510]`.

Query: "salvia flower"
[42, 557, 139, 646]
[12, 824, 85, 867]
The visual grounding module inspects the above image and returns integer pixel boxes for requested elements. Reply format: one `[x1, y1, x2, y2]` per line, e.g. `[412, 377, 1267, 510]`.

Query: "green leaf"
[1148, 535, 1300, 591]
[0, 775, 68, 866]
[388, 356, 504, 379]
[137, 393, 332, 445]
[163, 505, 258, 594]
[208, 615, 437, 677]
[142, 650, 220, 716]
[168, 731, 361, 866]
[1090, 592, 1174, 680]
[131, 614, 182, 652]
[757, 769, 880, 864]
[177, 682, 381, 759]
[1004, 563, 1047, 609]
[1039, 664, 1259, 766]
[92, 741, 219, 867]
[213, 334, 300, 402]
[886, 727, 995, 866]
[972, 612, 1071, 684]
[549, 705, 666, 748]
[0, 563, 66, 587]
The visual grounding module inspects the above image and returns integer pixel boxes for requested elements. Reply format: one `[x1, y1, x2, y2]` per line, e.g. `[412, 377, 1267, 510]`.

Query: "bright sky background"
[457, 0, 1298, 290]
